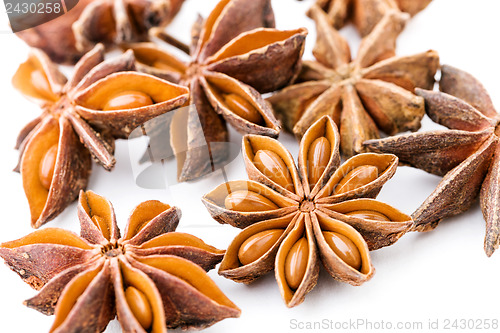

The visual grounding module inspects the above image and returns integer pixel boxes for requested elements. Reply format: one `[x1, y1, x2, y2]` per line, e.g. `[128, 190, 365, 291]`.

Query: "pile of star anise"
[2, 0, 499, 331]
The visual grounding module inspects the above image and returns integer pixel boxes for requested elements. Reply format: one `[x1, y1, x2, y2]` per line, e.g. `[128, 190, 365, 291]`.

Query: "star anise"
[202, 116, 412, 307]
[13, 44, 189, 228]
[312, 0, 432, 36]
[126, 0, 307, 181]
[16, 0, 185, 64]
[364, 65, 500, 257]
[268, 5, 438, 158]
[0, 190, 240, 332]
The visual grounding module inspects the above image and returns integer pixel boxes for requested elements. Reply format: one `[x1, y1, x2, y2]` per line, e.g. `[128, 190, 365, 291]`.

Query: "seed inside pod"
[334, 165, 378, 194]
[222, 93, 263, 124]
[125, 286, 153, 330]
[224, 190, 278, 212]
[345, 210, 390, 221]
[238, 229, 284, 266]
[39, 144, 58, 190]
[30, 68, 53, 100]
[307, 137, 331, 187]
[254, 150, 294, 192]
[322, 232, 361, 270]
[152, 61, 181, 72]
[103, 91, 154, 111]
[285, 237, 309, 290]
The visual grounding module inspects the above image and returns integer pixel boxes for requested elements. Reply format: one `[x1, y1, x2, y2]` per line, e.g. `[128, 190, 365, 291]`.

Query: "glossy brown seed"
[254, 150, 294, 192]
[222, 93, 263, 125]
[334, 166, 378, 194]
[238, 229, 284, 266]
[285, 237, 309, 290]
[307, 137, 331, 186]
[224, 190, 278, 212]
[322, 231, 361, 270]
[39, 144, 58, 190]
[345, 210, 390, 221]
[103, 91, 154, 111]
[30, 68, 54, 100]
[152, 61, 181, 73]
[125, 286, 153, 330]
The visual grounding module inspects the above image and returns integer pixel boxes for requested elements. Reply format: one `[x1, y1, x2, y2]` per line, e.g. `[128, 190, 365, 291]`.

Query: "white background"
[1, 1, 500, 332]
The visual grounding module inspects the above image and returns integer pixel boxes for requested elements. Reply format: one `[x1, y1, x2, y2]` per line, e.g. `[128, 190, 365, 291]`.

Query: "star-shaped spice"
[17, 0, 185, 64]
[268, 5, 438, 157]
[126, 0, 307, 181]
[364, 65, 500, 257]
[0, 191, 240, 332]
[202, 116, 412, 307]
[312, 0, 432, 36]
[13, 44, 189, 228]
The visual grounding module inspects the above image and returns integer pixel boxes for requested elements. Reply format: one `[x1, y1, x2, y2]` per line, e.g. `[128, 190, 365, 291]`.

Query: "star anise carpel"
[267, 5, 438, 158]
[202, 116, 412, 307]
[16, 0, 185, 64]
[126, 0, 308, 181]
[364, 65, 500, 257]
[13, 44, 189, 228]
[0, 191, 239, 332]
[312, 0, 432, 36]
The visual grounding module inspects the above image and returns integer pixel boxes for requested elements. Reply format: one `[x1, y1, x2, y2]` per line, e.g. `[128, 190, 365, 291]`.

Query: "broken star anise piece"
[364, 65, 500, 257]
[16, 0, 185, 64]
[202, 115, 412, 307]
[127, 0, 307, 181]
[312, 0, 432, 36]
[13, 44, 189, 228]
[0, 191, 239, 332]
[267, 5, 438, 157]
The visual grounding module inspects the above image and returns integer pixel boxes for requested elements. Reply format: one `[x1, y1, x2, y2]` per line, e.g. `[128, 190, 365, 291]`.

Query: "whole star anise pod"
[16, 0, 185, 64]
[13, 44, 189, 228]
[202, 116, 412, 307]
[267, 5, 438, 158]
[126, 0, 307, 181]
[312, 0, 432, 36]
[364, 65, 500, 257]
[0, 191, 240, 332]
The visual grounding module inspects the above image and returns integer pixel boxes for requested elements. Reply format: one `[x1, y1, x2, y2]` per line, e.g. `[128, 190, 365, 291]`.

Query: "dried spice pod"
[268, 6, 439, 157]
[12, 45, 189, 228]
[127, 0, 308, 181]
[202, 115, 412, 307]
[16, 0, 185, 64]
[0, 191, 239, 332]
[363, 65, 500, 257]
[312, 0, 432, 36]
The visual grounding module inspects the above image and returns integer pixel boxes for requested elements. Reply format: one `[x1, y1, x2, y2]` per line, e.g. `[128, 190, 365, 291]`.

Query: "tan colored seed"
[345, 210, 390, 221]
[307, 137, 331, 187]
[224, 190, 278, 212]
[222, 93, 263, 124]
[254, 150, 294, 192]
[125, 286, 153, 330]
[30, 68, 55, 100]
[39, 144, 58, 190]
[238, 229, 284, 266]
[322, 231, 361, 270]
[152, 61, 180, 72]
[103, 91, 154, 111]
[334, 165, 378, 194]
[285, 237, 309, 290]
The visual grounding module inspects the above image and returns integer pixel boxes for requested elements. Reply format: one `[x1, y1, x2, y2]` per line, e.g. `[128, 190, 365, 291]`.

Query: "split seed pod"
[13, 44, 189, 228]
[312, 0, 432, 36]
[203, 115, 412, 307]
[0, 191, 239, 332]
[267, 6, 439, 157]
[126, 0, 307, 181]
[364, 65, 500, 257]
[16, 0, 185, 64]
